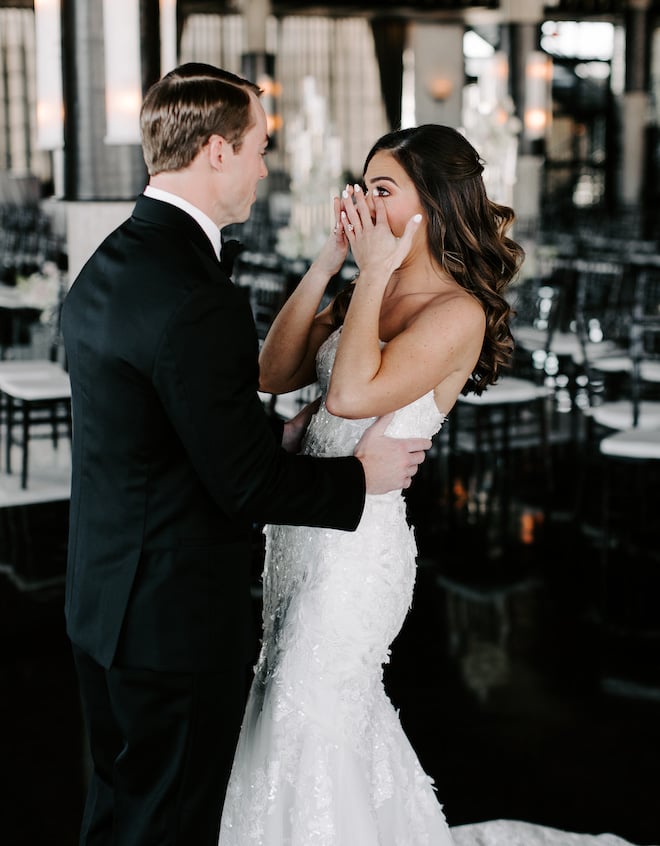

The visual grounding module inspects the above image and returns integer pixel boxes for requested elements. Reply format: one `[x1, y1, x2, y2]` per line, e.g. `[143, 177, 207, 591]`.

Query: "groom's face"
[225, 94, 269, 223]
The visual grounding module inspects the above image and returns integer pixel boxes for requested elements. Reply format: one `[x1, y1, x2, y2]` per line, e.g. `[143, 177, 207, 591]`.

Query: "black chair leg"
[6, 395, 14, 475]
[21, 401, 30, 489]
[51, 402, 59, 448]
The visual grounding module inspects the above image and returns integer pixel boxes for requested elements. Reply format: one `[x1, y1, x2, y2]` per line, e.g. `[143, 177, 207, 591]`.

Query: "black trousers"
[72, 645, 249, 846]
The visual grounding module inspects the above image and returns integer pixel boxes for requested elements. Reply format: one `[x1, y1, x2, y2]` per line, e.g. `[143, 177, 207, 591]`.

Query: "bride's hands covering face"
[339, 184, 422, 277]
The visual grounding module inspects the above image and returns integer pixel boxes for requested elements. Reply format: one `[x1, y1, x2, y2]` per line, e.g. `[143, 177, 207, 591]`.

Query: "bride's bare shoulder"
[410, 286, 485, 337]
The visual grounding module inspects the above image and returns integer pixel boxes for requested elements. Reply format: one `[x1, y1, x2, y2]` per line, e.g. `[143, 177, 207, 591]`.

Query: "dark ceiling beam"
[176, 1, 660, 19]
[3, 1, 660, 16]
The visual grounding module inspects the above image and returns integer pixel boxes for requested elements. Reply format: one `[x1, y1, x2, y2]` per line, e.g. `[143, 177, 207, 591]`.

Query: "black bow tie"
[219, 239, 244, 276]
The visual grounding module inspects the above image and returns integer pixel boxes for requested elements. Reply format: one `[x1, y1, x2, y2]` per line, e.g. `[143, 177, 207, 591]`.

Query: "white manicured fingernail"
[413, 214, 422, 222]
[342, 189, 349, 199]
[353, 184, 361, 192]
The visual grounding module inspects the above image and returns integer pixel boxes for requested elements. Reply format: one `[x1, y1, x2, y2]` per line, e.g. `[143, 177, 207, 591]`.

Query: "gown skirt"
[218, 329, 452, 845]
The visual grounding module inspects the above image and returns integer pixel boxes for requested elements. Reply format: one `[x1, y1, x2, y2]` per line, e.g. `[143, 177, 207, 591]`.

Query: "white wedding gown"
[218, 329, 646, 846]
[218, 328, 452, 846]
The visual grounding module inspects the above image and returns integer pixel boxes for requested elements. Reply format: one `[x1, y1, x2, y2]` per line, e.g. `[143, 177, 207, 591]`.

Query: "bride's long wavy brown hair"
[331, 124, 524, 395]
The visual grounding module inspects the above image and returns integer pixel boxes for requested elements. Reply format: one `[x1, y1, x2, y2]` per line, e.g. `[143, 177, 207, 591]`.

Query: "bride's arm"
[258, 200, 348, 395]
[326, 188, 483, 419]
[325, 188, 421, 417]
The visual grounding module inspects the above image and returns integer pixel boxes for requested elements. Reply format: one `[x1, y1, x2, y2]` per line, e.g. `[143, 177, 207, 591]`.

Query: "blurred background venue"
[0, 2, 659, 844]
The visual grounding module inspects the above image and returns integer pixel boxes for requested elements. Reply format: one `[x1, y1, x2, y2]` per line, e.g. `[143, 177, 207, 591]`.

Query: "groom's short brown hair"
[140, 62, 262, 175]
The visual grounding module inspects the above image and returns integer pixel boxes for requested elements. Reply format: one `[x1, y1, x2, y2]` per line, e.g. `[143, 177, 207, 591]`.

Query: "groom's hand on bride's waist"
[281, 396, 323, 453]
[354, 413, 431, 495]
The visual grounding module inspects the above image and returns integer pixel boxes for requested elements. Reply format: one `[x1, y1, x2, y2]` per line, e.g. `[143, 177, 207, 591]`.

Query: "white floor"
[0, 431, 71, 507]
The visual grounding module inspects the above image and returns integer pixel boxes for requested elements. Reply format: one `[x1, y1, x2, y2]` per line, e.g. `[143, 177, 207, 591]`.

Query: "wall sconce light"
[103, 0, 177, 144]
[242, 52, 282, 140]
[259, 74, 283, 134]
[34, 0, 64, 151]
[427, 77, 453, 103]
[103, 0, 142, 145]
[524, 51, 553, 141]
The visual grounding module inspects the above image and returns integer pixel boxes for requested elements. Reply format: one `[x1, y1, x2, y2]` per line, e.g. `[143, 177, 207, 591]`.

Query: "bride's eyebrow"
[367, 175, 399, 186]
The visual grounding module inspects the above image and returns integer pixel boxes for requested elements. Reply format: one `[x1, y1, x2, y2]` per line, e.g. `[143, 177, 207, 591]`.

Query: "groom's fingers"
[408, 438, 431, 456]
[406, 438, 432, 460]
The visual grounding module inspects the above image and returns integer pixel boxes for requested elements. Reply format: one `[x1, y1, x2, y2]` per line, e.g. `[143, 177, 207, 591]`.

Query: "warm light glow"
[267, 114, 284, 134]
[427, 78, 453, 102]
[525, 107, 548, 134]
[494, 106, 510, 126]
[34, 0, 63, 150]
[259, 77, 283, 98]
[256, 71, 282, 139]
[527, 56, 553, 82]
[37, 100, 64, 127]
[524, 51, 553, 140]
[103, 0, 142, 144]
[106, 90, 143, 118]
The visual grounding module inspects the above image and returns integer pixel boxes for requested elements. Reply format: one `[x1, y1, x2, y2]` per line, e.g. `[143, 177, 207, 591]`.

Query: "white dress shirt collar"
[143, 185, 222, 260]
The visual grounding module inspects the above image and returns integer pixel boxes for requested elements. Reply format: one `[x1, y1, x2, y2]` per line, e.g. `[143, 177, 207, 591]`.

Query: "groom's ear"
[207, 134, 230, 173]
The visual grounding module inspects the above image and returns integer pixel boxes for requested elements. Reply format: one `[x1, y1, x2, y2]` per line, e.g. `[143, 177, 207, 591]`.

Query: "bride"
[218, 124, 523, 845]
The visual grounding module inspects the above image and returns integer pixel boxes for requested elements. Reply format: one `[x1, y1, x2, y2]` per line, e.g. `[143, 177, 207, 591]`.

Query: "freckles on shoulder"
[429, 289, 485, 333]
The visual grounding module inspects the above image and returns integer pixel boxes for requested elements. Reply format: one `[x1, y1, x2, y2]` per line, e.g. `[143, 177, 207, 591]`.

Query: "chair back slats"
[571, 252, 660, 434]
[573, 258, 632, 410]
[628, 259, 660, 427]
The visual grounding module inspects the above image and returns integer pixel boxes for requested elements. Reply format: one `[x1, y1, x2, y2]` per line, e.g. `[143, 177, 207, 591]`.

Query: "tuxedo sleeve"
[153, 282, 366, 530]
[267, 413, 285, 444]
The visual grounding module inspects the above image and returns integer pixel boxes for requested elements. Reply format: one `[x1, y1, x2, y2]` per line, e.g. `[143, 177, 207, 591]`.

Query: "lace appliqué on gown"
[219, 329, 451, 846]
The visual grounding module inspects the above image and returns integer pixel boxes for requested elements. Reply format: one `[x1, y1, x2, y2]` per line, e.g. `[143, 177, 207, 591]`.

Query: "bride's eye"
[372, 186, 390, 198]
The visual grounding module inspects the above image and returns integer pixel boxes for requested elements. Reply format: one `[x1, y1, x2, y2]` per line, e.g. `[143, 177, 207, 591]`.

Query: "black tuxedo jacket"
[61, 195, 365, 673]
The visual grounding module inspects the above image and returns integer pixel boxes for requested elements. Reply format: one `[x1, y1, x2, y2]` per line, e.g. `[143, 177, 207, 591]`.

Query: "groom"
[61, 63, 430, 846]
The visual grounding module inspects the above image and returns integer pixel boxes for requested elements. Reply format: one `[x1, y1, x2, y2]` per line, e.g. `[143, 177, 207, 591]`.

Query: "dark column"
[370, 17, 406, 132]
[60, 0, 160, 201]
[620, 0, 653, 221]
[499, 9, 546, 226]
[500, 21, 545, 157]
[58, 0, 163, 281]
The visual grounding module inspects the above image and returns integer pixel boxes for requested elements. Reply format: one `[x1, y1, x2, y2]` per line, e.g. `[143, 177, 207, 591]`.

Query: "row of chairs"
[502, 248, 660, 695]
[422, 244, 660, 698]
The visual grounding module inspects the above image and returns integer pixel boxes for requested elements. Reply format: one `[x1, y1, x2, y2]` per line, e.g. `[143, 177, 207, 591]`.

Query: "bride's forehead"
[365, 152, 410, 179]
[365, 151, 398, 175]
